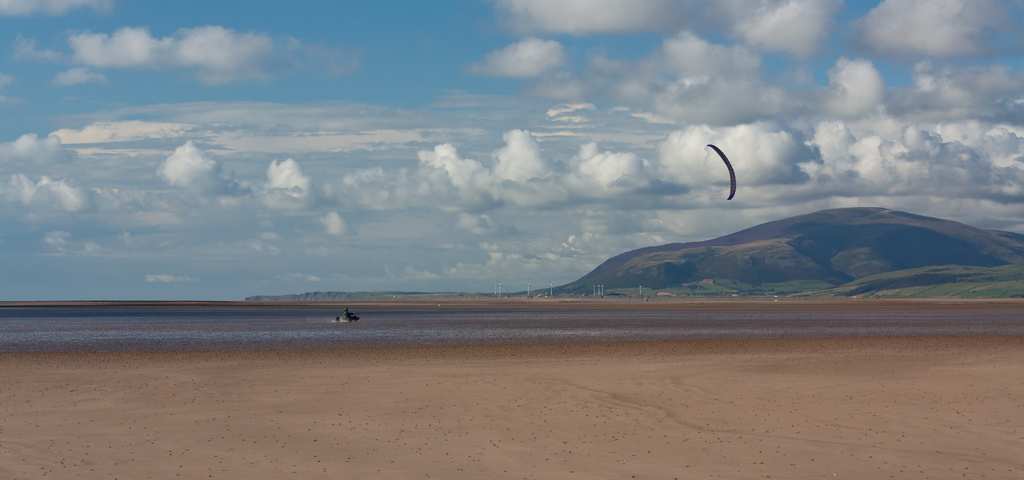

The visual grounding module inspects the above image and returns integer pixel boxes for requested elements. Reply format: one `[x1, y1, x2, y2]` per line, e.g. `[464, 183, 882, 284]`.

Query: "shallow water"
[1, 304, 1023, 352]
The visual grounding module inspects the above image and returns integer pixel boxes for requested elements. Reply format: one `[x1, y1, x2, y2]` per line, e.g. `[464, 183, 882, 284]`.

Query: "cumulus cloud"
[13, 36, 62, 61]
[390, 129, 667, 211]
[493, 129, 548, 182]
[0, 73, 12, 90]
[600, 32, 786, 125]
[66, 27, 358, 84]
[571, 143, 649, 191]
[159, 141, 241, 195]
[417, 143, 493, 205]
[320, 211, 347, 236]
[494, 0, 839, 57]
[661, 31, 760, 77]
[659, 123, 810, 189]
[263, 158, 311, 210]
[70, 27, 166, 67]
[0, 133, 69, 163]
[53, 67, 107, 86]
[7, 174, 89, 212]
[890, 63, 1024, 122]
[472, 38, 565, 78]
[825, 57, 885, 117]
[494, 0, 680, 34]
[0, 0, 110, 15]
[69, 26, 273, 83]
[724, 0, 840, 57]
[70, 26, 274, 84]
[858, 0, 1008, 57]
[803, 118, 1024, 201]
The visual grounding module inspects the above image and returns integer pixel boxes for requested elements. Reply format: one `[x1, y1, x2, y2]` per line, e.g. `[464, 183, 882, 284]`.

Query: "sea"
[2, 303, 1023, 352]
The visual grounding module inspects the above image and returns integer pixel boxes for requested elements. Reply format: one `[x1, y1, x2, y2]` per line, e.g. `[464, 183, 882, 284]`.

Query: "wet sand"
[2, 336, 1023, 479]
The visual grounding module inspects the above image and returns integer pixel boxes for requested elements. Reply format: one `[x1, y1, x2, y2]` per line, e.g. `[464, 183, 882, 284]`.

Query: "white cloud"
[933, 122, 1024, 169]
[42, 230, 71, 252]
[70, 27, 164, 67]
[56, 102, 478, 149]
[158, 141, 240, 195]
[628, 111, 674, 125]
[457, 212, 497, 235]
[494, 0, 839, 57]
[263, 158, 311, 210]
[67, 26, 357, 84]
[39, 231, 100, 255]
[725, 0, 840, 57]
[858, 0, 1006, 57]
[802, 117, 1024, 201]
[0, 73, 12, 89]
[661, 31, 760, 77]
[417, 143, 492, 198]
[361, 129, 671, 211]
[658, 123, 809, 189]
[51, 120, 192, 145]
[0, 0, 110, 15]
[172, 26, 274, 83]
[159, 142, 216, 188]
[571, 143, 649, 191]
[494, 0, 679, 34]
[210, 129, 427, 154]
[546, 102, 595, 123]
[52, 121, 192, 144]
[320, 211, 347, 236]
[53, 67, 107, 86]
[602, 32, 786, 125]
[69, 26, 273, 84]
[891, 63, 1024, 122]
[825, 57, 884, 117]
[144, 274, 196, 284]
[7, 174, 89, 212]
[13, 36, 62, 61]
[472, 38, 565, 78]
[410, 131, 667, 210]
[0, 133, 69, 163]
[493, 129, 548, 182]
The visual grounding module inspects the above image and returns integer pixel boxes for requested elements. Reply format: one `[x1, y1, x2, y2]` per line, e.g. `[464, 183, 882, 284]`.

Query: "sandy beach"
[2, 336, 1023, 479]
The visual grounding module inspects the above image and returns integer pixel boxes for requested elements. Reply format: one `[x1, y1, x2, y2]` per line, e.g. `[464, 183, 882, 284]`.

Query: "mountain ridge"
[560, 207, 1024, 294]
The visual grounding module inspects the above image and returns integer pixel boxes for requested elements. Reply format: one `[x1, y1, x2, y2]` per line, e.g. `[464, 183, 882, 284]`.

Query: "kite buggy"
[335, 307, 360, 323]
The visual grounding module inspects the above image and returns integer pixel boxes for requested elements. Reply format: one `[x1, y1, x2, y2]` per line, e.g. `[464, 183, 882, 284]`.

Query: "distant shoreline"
[3, 297, 1024, 308]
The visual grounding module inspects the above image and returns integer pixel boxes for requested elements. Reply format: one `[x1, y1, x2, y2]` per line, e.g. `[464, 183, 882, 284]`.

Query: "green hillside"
[560, 208, 1024, 297]
[821, 264, 1024, 298]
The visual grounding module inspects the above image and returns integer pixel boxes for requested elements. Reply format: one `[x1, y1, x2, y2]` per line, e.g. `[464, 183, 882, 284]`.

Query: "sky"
[1, 0, 1023, 299]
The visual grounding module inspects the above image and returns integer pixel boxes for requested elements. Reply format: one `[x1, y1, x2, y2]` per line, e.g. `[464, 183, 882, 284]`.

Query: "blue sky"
[1, 0, 1023, 299]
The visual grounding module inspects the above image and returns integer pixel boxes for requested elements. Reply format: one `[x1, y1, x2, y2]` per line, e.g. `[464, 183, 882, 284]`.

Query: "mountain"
[560, 208, 1024, 295]
[821, 264, 1024, 298]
